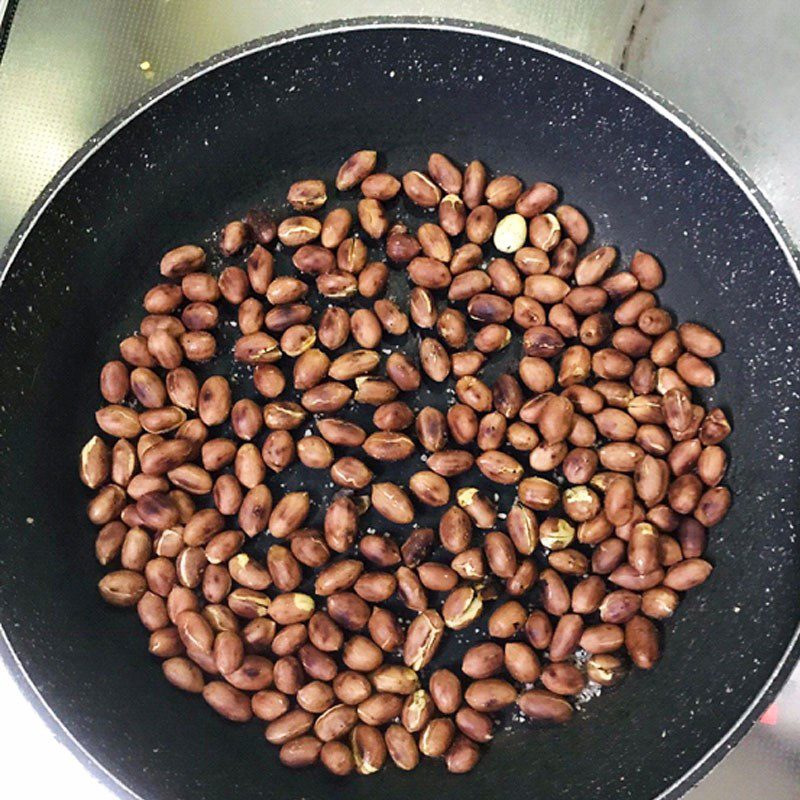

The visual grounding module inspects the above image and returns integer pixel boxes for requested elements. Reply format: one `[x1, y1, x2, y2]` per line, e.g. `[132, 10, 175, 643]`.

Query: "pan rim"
[0, 15, 798, 800]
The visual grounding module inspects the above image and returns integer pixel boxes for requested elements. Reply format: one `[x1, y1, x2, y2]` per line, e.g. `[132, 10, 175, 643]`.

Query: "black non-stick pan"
[0, 18, 798, 800]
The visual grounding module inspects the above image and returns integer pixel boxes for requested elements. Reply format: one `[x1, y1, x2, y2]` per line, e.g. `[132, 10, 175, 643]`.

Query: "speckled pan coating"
[0, 18, 798, 800]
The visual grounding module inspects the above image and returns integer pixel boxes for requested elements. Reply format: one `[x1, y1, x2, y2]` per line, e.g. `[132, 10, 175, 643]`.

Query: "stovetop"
[0, 2, 797, 798]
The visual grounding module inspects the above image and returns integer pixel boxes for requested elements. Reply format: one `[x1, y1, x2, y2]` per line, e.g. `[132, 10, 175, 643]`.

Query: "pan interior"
[0, 24, 798, 800]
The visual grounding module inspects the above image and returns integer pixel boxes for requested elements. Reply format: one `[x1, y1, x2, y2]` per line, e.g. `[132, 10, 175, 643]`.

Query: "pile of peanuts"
[81, 149, 731, 775]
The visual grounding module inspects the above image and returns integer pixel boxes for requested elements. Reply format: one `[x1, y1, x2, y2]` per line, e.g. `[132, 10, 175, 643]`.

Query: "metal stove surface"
[0, 2, 797, 799]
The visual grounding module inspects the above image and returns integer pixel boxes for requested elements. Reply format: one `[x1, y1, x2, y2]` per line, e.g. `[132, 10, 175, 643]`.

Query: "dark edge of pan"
[0, 16, 798, 800]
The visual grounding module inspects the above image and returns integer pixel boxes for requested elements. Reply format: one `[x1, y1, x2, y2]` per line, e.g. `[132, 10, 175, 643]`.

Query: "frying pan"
[0, 18, 798, 800]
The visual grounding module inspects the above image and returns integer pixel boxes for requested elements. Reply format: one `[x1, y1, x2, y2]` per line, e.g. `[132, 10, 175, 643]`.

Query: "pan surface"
[0, 18, 798, 800]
